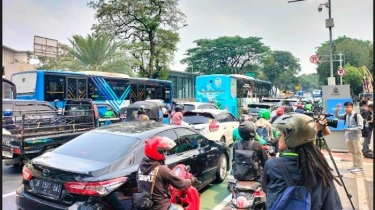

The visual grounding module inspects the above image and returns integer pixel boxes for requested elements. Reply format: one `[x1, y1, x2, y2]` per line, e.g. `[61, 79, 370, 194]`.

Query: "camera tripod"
[315, 128, 355, 210]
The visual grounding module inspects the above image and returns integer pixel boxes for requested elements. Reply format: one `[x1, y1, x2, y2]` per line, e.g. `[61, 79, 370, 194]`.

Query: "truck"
[2, 99, 98, 166]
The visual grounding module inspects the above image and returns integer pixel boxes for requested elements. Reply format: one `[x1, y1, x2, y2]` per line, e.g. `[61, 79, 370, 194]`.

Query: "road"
[2, 163, 232, 210]
[2, 162, 22, 210]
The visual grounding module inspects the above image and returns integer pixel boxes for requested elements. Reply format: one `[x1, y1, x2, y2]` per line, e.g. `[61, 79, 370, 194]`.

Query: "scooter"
[169, 164, 200, 210]
[227, 145, 275, 210]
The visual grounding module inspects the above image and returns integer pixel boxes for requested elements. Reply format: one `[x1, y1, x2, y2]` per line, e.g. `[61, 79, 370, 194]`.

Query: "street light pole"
[327, 0, 334, 85]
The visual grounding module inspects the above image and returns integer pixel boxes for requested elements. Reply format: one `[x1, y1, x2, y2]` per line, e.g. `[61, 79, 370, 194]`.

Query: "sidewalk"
[321, 150, 373, 210]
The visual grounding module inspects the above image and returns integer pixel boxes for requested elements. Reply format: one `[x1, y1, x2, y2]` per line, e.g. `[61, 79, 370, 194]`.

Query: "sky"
[3, 0, 373, 74]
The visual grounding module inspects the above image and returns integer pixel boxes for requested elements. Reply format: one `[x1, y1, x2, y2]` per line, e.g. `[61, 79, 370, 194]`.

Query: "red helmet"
[276, 107, 284, 116]
[144, 136, 176, 161]
[297, 104, 303, 109]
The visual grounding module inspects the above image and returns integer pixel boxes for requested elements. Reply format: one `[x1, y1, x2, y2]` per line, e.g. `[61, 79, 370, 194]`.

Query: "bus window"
[44, 75, 65, 101]
[88, 79, 106, 100]
[12, 72, 37, 95]
[67, 78, 78, 99]
[78, 79, 87, 98]
[107, 79, 128, 98]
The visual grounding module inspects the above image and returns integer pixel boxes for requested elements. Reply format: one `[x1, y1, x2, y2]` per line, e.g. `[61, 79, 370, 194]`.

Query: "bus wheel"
[220, 136, 226, 144]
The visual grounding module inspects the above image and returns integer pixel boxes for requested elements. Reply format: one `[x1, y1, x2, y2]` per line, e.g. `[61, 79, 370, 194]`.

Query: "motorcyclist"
[270, 107, 284, 123]
[295, 103, 305, 113]
[136, 136, 198, 210]
[170, 105, 184, 125]
[137, 106, 151, 122]
[233, 114, 267, 145]
[234, 121, 268, 173]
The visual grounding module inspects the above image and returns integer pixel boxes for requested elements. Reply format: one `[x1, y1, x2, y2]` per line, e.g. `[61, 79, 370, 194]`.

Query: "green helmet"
[272, 113, 316, 149]
[258, 109, 271, 120]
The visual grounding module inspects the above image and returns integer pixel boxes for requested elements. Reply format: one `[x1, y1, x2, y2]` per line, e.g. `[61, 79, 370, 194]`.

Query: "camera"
[303, 111, 338, 128]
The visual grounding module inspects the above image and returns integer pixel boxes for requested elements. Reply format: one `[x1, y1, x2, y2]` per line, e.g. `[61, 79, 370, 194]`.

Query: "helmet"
[144, 136, 176, 161]
[238, 121, 256, 140]
[296, 104, 303, 109]
[174, 104, 183, 111]
[276, 107, 284, 116]
[239, 114, 251, 123]
[3, 109, 13, 116]
[241, 107, 249, 114]
[138, 106, 146, 114]
[272, 113, 317, 149]
[258, 109, 270, 120]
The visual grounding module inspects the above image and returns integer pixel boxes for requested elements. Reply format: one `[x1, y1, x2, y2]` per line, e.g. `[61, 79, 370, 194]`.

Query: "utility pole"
[338, 52, 343, 85]
[327, 0, 334, 85]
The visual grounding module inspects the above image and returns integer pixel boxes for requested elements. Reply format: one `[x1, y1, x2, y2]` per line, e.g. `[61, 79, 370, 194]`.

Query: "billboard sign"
[33, 36, 58, 58]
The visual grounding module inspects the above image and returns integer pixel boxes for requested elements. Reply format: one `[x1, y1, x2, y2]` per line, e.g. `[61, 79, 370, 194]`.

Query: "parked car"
[178, 102, 219, 111]
[261, 98, 294, 114]
[247, 103, 277, 118]
[182, 109, 239, 145]
[16, 122, 230, 210]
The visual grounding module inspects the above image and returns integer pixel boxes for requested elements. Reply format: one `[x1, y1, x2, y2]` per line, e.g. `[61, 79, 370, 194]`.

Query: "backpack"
[257, 126, 270, 142]
[344, 113, 370, 138]
[232, 140, 259, 181]
[271, 159, 311, 210]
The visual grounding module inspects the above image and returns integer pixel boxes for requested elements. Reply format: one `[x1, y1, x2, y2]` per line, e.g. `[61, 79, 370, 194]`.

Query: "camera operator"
[262, 113, 341, 210]
[335, 101, 364, 173]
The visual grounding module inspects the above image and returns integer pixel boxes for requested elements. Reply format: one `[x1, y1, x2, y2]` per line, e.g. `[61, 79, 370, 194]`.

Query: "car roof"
[185, 109, 227, 115]
[91, 122, 181, 138]
[248, 103, 275, 106]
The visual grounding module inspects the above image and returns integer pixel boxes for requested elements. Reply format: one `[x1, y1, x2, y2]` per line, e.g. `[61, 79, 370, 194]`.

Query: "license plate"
[31, 179, 62, 199]
[2, 150, 13, 158]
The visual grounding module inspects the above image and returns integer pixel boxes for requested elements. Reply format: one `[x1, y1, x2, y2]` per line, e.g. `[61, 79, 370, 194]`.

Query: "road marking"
[2, 191, 16, 198]
[212, 193, 232, 210]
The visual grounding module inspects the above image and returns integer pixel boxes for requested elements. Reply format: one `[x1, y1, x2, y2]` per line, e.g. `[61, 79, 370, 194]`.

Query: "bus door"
[67, 77, 87, 99]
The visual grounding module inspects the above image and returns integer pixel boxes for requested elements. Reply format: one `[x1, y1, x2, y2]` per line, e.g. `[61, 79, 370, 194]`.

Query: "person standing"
[334, 101, 364, 173]
[170, 105, 184, 125]
[363, 103, 373, 158]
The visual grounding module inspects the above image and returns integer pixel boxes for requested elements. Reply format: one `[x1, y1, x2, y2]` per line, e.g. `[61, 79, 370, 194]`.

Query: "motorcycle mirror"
[186, 165, 191, 172]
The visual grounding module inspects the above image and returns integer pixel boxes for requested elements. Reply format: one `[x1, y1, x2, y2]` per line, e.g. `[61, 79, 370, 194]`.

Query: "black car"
[16, 122, 230, 210]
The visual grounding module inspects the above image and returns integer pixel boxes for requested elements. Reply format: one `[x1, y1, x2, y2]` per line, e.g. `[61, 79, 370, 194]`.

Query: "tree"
[315, 36, 373, 84]
[181, 36, 270, 75]
[123, 29, 180, 79]
[342, 63, 364, 95]
[262, 50, 301, 91]
[89, 0, 186, 78]
[39, 34, 135, 76]
[297, 73, 321, 92]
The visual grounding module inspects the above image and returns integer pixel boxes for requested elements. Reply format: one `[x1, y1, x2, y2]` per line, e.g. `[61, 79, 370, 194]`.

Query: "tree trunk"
[148, 31, 156, 79]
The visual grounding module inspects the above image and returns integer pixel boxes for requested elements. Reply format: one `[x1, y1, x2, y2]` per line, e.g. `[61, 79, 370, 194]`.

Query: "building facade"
[3, 45, 36, 79]
[168, 70, 200, 102]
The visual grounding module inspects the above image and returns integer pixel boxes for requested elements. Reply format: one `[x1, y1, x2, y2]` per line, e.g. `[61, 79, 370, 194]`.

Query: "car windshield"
[183, 112, 215, 124]
[183, 104, 196, 111]
[262, 99, 281, 105]
[52, 132, 140, 163]
[249, 108, 261, 113]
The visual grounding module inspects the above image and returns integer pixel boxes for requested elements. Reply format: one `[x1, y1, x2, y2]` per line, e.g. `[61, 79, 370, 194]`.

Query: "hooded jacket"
[136, 157, 192, 210]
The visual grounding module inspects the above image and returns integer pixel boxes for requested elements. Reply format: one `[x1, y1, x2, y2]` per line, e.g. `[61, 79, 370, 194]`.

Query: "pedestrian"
[262, 113, 342, 210]
[334, 101, 364, 173]
[170, 105, 183, 125]
[363, 103, 373, 158]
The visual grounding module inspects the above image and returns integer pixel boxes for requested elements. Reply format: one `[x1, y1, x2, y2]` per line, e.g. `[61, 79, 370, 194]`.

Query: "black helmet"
[238, 121, 256, 140]
[174, 104, 183, 111]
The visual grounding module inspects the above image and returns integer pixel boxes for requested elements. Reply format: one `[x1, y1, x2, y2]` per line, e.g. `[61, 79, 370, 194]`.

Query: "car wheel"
[214, 154, 227, 183]
[220, 136, 226, 144]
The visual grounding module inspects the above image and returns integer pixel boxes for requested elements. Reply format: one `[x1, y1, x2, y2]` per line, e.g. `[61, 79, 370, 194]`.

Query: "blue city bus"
[11, 70, 173, 116]
[195, 74, 272, 117]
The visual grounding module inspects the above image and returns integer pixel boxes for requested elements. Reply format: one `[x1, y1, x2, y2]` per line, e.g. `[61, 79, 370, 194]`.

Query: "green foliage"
[262, 50, 301, 90]
[315, 36, 373, 84]
[181, 36, 270, 75]
[89, 0, 186, 78]
[342, 63, 364, 95]
[297, 73, 322, 92]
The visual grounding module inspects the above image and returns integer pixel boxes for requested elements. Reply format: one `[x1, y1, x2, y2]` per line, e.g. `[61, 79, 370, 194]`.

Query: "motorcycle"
[169, 164, 200, 210]
[227, 145, 275, 210]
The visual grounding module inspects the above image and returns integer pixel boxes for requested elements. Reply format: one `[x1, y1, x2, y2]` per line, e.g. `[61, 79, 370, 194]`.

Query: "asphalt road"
[2, 162, 22, 210]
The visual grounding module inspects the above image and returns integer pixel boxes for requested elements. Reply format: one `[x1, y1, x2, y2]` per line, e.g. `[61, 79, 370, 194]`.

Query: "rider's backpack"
[233, 140, 259, 181]
[271, 159, 311, 210]
[256, 126, 270, 142]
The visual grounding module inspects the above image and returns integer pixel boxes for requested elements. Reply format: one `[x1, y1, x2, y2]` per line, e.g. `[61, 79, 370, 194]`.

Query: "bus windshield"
[11, 72, 37, 95]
